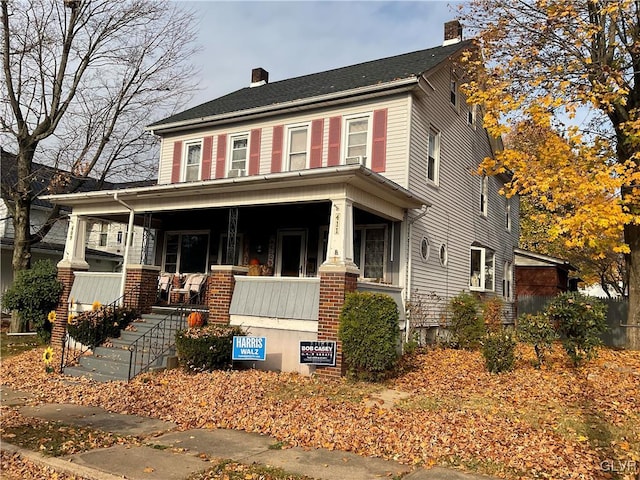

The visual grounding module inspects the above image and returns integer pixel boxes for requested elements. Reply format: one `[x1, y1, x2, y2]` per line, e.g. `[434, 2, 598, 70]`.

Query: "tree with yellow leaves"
[460, 0, 640, 348]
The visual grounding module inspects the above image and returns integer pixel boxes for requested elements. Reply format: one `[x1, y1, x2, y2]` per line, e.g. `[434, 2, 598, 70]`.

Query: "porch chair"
[157, 273, 173, 304]
[172, 273, 207, 304]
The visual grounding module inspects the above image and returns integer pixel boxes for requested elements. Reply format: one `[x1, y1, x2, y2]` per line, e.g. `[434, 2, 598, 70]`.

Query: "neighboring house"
[42, 21, 520, 376]
[514, 248, 577, 297]
[0, 148, 154, 306]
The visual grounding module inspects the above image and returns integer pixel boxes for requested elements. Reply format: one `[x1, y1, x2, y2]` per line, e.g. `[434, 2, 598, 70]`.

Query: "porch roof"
[39, 165, 428, 221]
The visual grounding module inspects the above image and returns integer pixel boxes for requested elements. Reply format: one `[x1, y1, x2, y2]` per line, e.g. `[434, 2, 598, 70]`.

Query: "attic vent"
[443, 20, 463, 46]
[250, 67, 269, 88]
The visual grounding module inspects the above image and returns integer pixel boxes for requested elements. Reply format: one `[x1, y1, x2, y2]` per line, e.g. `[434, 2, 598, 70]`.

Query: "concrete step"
[63, 365, 129, 383]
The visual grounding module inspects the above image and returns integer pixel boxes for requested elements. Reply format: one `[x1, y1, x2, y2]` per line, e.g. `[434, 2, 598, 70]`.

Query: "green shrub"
[2, 260, 63, 342]
[517, 313, 558, 367]
[448, 292, 486, 350]
[176, 324, 246, 372]
[546, 292, 607, 367]
[482, 329, 516, 373]
[67, 307, 137, 348]
[338, 292, 400, 381]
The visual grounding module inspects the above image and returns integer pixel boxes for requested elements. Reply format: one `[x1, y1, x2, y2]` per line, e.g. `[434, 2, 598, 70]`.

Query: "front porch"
[44, 166, 425, 377]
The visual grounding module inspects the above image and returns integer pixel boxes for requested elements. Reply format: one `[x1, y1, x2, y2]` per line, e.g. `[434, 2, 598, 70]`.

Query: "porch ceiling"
[40, 165, 428, 222]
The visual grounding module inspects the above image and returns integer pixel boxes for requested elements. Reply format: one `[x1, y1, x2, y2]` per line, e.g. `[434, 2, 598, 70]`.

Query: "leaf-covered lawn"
[1, 344, 638, 480]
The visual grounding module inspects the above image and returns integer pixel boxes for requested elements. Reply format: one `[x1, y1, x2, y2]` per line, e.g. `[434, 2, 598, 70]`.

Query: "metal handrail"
[60, 287, 138, 372]
[126, 304, 209, 381]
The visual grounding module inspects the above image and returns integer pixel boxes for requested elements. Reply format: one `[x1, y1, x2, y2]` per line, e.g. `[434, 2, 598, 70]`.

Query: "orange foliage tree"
[459, 0, 640, 348]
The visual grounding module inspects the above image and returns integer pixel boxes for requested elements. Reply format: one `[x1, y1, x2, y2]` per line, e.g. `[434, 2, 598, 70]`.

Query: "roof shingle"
[149, 40, 472, 128]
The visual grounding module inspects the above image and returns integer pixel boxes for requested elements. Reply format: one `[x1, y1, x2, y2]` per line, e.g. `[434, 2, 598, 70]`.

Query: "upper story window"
[480, 175, 489, 216]
[184, 140, 202, 182]
[468, 104, 476, 128]
[287, 125, 309, 171]
[344, 115, 370, 165]
[470, 246, 494, 291]
[427, 128, 440, 184]
[450, 74, 458, 107]
[505, 198, 512, 232]
[229, 133, 248, 176]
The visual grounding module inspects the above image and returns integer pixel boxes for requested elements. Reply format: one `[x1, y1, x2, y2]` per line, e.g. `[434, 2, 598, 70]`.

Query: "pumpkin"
[187, 311, 204, 328]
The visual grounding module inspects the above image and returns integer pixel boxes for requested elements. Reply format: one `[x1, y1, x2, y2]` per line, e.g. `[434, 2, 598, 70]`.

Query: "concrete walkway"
[1, 387, 497, 480]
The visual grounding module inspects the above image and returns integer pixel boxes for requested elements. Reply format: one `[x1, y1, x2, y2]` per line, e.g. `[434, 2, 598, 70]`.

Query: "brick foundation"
[207, 266, 248, 324]
[52, 265, 88, 356]
[316, 269, 358, 379]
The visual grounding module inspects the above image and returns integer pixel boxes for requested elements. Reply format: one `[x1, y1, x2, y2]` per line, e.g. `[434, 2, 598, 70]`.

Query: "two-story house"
[43, 21, 519, 377]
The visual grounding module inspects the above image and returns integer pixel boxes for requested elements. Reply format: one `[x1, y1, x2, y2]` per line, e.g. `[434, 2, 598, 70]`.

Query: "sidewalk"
[1, 387, 496, 480]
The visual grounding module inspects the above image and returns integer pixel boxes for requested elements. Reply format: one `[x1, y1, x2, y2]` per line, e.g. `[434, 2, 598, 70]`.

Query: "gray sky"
[180, 1, 463, 108]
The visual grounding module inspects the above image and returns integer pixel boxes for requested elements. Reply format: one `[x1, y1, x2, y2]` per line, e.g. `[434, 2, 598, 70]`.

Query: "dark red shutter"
[249, 128, 262, 175]
[310, 119, 324, 168]
[371, 109, 387, 173]
[271, 125, 283, 173]
[202, 136, 213, 180]
[215, 134, 227, 179]
[327, 116, 341, 166]
[171, 141, 182, 183]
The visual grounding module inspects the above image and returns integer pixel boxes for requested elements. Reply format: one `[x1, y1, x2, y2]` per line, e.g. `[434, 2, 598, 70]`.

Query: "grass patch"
[0, 331, 44, 358]
[187, 459, 315, 480]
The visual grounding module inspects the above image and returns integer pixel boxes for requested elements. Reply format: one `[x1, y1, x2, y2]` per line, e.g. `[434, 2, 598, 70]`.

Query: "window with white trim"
[503, 261, 513, 300]
[99, 222, 108, 247]
[468, 104, 476, 127]
[286, 125, 309, 171]
[228, 134, 248, 176]
[420, 236, 430, 262]
[450, 74, 458, 107]
[344, 115, 370, 165]
[480, 175, 489, 216]
[353, 225, 386, 280]
[163, 231, 210, 274]
[439, 243, 448, 266]
[184, 140, 202, 182]
[505, 198, 512, 232]
[427, 128, 440, 184]
[470, 246, 494, 291]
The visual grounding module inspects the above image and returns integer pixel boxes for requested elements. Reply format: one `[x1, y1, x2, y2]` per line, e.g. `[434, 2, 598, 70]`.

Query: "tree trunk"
[624, 223, 640, 350]
[9, 310, 28, 333]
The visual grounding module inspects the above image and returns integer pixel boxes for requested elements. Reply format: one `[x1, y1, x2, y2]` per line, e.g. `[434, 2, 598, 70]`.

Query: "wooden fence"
[517, 295, 630, 349]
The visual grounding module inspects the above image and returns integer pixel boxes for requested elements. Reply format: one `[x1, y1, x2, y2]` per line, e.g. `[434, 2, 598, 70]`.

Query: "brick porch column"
[316, 266, 358, 379]
[52, 262, 88, 359]
[124, 265, 160, 314]
[207, 266, 248, 324]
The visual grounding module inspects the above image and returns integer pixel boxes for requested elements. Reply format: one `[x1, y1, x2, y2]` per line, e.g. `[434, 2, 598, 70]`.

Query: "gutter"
[113, 192, 135, 305]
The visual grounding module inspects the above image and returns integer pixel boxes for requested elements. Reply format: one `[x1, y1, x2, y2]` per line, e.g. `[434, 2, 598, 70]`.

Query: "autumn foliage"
[2, 344, 639, 480]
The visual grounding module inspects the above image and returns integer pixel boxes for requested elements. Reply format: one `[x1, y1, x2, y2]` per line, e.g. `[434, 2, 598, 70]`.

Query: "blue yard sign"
[232, 336, 267, 361]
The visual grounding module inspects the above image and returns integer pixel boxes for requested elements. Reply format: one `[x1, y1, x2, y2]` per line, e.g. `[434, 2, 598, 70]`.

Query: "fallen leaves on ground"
[1, 344, 639, 480]
[0, 450, 91, 480]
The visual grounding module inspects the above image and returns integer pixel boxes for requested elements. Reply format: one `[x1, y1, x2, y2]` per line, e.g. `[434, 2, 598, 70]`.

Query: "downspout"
[114, 192, 135, 306]
[405, 204, 430, 343]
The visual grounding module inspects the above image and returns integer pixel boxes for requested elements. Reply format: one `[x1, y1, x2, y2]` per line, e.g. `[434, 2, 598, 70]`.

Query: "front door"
[276, 230, 306, 277]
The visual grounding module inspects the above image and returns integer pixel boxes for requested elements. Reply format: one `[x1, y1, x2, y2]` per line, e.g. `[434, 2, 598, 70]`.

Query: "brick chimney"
[250, 67, 269, 88]
[443, 20, 463, 46]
